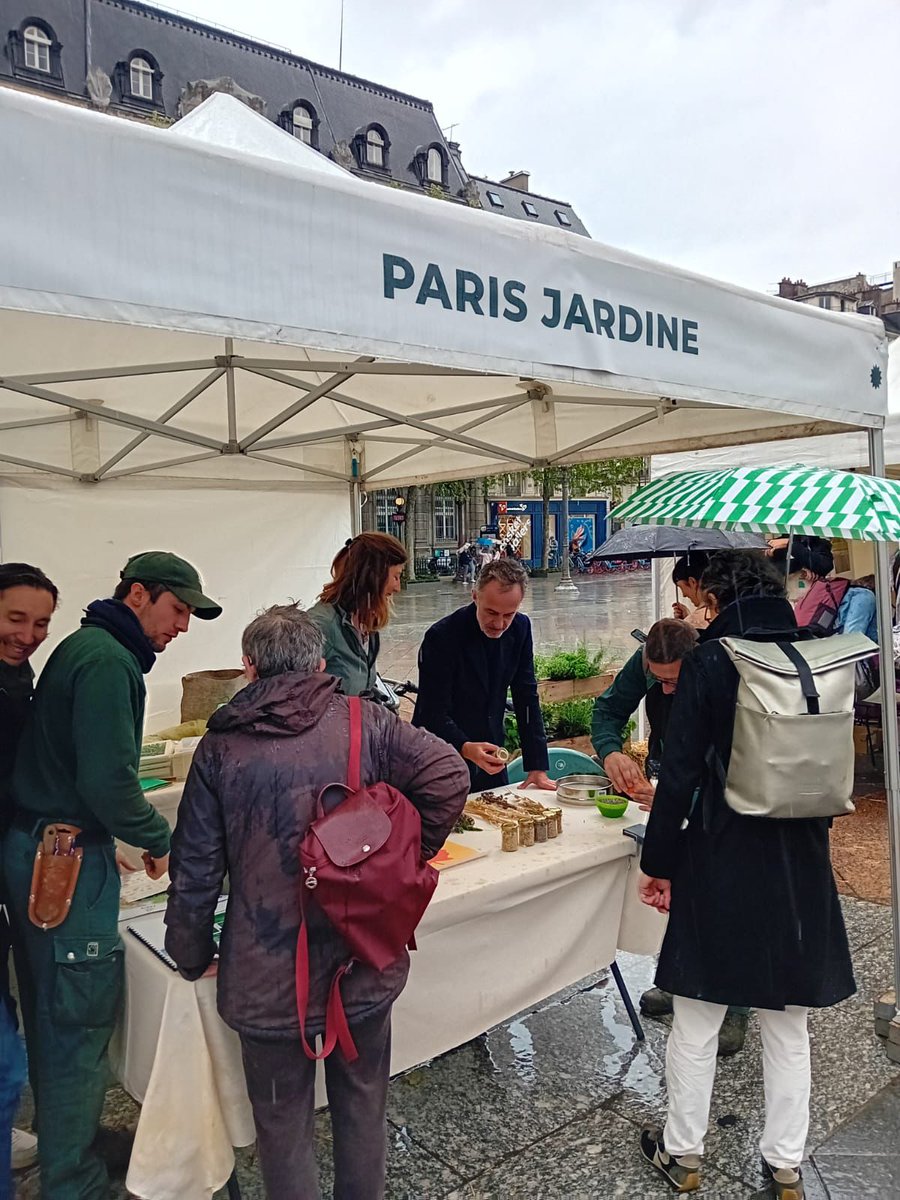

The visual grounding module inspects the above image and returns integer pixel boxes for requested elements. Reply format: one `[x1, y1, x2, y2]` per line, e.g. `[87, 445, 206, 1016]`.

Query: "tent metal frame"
[0, 342, 718, 486]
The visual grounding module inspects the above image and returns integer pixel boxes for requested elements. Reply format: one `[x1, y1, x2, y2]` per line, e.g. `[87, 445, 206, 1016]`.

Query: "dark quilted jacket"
[164, 672, 469, 1038]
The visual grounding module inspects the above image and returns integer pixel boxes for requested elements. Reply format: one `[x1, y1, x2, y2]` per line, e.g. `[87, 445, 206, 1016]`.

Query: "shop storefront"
[489, 499, 608, 566]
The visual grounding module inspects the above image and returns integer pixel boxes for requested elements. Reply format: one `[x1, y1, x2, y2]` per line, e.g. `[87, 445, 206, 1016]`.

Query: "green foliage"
[504, 711, 522, 752]
[505, 698, 594, 746]
[534, 644, 609, 680]
[542, 698, 594, 739]
[621, 717, 637, 741]
[528, 458, 645, 504]
[434, 480, 470, 502]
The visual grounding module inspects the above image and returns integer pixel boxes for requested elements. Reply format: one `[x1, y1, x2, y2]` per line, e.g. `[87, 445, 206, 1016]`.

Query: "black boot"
[717, 1011, 749, 1057]
[639, 986, 674, 1017]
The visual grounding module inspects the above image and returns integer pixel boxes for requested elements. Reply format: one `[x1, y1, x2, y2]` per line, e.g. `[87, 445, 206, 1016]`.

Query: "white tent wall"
[0, 478, 347, 728]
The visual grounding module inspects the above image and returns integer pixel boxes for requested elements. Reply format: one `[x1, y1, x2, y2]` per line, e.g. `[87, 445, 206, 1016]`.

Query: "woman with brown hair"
[307, 533, 407, 696]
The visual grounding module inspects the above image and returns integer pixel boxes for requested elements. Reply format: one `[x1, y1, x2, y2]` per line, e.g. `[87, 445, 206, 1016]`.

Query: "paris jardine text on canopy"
[382, 253, 700, 354]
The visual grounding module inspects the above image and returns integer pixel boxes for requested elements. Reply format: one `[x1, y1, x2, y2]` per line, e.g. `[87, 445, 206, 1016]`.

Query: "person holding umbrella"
[671, 553, 713, 629]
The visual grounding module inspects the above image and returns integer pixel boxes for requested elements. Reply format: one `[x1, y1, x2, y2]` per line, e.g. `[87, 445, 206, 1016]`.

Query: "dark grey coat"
[165, 672, 469, 1038]
[641, 595, 855, 1011]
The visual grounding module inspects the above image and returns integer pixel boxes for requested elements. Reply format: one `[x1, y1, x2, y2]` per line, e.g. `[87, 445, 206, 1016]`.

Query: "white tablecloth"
[117, 787, 664, 1200]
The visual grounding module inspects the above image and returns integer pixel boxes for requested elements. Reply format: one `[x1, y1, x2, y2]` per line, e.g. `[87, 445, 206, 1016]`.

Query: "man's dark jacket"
[642, 594, 855, 1011]
[412, 603, 548, 791]
[164, 672, 469, 1039]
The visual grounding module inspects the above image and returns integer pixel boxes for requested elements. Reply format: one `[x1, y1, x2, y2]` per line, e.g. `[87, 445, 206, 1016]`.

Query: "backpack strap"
[777, 641, 820, 714]
[348, 695, 362, 793]
[295, 884, 359, 1063]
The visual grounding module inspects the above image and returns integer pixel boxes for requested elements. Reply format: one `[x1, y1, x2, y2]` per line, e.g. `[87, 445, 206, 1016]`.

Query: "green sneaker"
[640, 1128, 701, 1193]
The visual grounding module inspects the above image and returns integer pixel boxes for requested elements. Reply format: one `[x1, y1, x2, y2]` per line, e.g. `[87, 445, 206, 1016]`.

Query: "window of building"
[292, 103, 314, 145]
[374, 491, 391, 534]
[522, 201, 539, 217]
[818, 296, 831, 309]
[112, 51, 163, 110]
[555, 210, 572, 227]
[23, 24, 50, 71]
[427, 147, 443, 183]
[352, 124, 390, 172]
[434, 496, 457, 542]
[8, 19, 63, 86]
[130, 56, 153, 100]
[367, 127, 385, 167]
[486, 191, 504, 208]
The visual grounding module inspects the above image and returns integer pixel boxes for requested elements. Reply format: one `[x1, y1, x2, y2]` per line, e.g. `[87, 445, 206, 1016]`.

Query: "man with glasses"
[591, 617, 748, 1056]
[592, 618, 698, 804]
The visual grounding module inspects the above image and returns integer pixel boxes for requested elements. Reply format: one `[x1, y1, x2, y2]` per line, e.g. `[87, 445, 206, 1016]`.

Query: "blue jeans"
[0, 993, 26, 1200]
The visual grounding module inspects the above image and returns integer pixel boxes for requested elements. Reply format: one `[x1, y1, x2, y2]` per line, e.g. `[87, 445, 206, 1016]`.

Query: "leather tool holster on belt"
[28, 824, 84, 930]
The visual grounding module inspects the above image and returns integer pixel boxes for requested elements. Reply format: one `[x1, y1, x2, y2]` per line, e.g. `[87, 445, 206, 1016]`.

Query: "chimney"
[500, 170, 530, 192]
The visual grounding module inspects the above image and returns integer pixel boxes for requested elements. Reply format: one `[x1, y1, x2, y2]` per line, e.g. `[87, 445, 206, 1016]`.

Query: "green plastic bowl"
[594, 794, 629, 819]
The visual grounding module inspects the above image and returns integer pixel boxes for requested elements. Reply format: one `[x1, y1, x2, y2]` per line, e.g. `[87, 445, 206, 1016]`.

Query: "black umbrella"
[588, 525, 768, 562]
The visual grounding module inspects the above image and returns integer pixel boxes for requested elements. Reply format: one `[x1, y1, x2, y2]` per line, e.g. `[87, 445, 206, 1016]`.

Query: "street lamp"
[555, 467, 579, 595]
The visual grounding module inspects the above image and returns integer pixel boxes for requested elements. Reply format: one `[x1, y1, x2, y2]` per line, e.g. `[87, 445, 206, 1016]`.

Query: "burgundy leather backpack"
[296, 696, 438, 1061]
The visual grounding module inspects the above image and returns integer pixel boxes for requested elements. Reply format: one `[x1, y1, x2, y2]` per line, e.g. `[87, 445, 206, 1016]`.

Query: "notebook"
[127, 897, 226, 972]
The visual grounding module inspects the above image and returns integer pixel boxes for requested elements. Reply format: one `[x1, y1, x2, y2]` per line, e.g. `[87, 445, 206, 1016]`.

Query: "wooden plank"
[536, 672, 615, 703]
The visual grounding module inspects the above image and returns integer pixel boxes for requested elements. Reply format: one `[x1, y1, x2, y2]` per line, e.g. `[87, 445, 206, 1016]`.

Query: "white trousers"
[664, 996, 810, 1169]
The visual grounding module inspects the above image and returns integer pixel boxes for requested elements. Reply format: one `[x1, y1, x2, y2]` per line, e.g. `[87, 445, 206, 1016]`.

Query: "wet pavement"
[15, 896, 897, 1199]
[378, 570, 655, 683]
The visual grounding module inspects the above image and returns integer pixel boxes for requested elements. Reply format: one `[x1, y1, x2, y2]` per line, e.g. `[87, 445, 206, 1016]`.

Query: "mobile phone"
[630, 628, 647, 643]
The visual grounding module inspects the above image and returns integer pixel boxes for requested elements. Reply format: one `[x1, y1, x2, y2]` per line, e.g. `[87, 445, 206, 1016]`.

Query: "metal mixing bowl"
[556, 774, 614, 806]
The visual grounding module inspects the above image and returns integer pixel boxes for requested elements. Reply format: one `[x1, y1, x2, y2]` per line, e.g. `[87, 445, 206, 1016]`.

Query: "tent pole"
[868, 427, 900, 1015]
[350, 482, 362, 537]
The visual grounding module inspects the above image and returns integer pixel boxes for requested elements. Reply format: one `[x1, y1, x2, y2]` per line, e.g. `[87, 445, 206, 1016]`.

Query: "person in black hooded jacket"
[637, 550, 854, 1200]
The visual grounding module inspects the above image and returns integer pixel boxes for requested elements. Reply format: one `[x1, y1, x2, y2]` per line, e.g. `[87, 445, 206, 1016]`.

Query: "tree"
[528, 459, 644, 570]
[401, 485, 419, 582]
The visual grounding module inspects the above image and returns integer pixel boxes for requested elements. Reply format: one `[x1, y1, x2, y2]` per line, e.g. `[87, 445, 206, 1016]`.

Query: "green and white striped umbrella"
[613, 463, 900, 542]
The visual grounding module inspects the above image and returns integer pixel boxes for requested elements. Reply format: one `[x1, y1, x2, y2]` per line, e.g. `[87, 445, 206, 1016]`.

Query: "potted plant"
[533, 645, 614, 704]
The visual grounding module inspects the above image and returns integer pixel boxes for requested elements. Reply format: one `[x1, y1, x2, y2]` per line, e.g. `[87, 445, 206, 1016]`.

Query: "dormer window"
[7, 19, 64, 86]
[555, 210, 572, 227]
[292, 103, 314, 145]
[427, 147, 443, 183]
[113, 51, 164, 111]
[277, 101, 320, 148]
[353, 124, 390, 172]
[24, 24, 50, 71]
[413, 143, 448, 189]
[367, 127, 385, 167]
[486, 191, 504, 208]
[130, 56, 153, 100]
[522, 201, 539, 217]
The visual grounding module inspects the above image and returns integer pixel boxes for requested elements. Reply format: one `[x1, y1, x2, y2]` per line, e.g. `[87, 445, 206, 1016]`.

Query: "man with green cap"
[3, 551, 221, 1199]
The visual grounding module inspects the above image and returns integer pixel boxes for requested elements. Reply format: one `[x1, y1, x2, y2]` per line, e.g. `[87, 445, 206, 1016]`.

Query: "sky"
[166, 0, 898, 294]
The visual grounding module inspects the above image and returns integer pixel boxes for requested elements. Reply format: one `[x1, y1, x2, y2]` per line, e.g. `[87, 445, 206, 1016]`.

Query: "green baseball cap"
[120, 551, 222, 620]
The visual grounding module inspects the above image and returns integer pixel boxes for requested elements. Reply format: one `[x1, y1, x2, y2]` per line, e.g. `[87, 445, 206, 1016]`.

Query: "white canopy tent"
[653, 339, 900, 478]
[0, 85, 890, 726]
